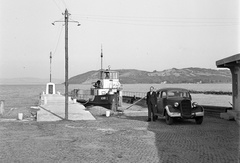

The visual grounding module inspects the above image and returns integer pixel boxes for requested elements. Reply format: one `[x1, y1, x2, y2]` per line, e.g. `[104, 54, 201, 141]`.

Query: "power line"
[52, 0, 64, 12]
[73, 14, 239, 27]
[61, 0, 68, 10]
[74, 14, 239, 21]
[77, 18, 239, 27]
[52, 25, 64, 55]
[52, 0, 70, 13]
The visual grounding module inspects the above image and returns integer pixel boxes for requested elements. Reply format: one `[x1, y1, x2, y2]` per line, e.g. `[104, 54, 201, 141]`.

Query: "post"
[0, 100, 4, 115]
[65, 9, 69, 120]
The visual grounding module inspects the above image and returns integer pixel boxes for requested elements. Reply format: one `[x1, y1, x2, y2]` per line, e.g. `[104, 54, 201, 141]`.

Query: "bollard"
[0, 100, 4, 115]
[106, 111, 110, 117]
[18, 113, 23, 120]
[118, 91, 123, 107]
[73, 99, 77, 104]
[44, 97, 47, 105]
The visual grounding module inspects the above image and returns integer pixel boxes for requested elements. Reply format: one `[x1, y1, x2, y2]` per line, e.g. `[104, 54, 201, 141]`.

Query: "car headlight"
[174, 102, 179, 108]
[192, 102, 198, 108]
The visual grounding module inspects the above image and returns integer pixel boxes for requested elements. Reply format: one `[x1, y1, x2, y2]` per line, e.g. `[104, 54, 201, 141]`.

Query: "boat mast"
[101, 45, 103, 70]
[50, 52, 52, 82]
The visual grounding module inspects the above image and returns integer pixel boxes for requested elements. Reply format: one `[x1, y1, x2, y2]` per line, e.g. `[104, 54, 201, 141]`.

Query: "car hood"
[166, 97, 191, 105]
[167, 97, 190, 101]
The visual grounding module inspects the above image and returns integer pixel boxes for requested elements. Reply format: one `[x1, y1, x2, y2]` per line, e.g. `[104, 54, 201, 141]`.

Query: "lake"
[0, 83, 232, 111]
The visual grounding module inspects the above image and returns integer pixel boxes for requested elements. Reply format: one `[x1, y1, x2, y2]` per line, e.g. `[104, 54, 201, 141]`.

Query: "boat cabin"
[92, 70, 121, 96]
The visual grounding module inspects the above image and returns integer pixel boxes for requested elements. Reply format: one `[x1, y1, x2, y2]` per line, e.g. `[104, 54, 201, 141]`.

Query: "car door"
[157, 91, 167, 115]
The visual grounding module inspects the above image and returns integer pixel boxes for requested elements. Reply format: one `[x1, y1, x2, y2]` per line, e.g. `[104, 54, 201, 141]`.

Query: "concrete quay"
[0, 108, 239, 163]
[37, 94, 95, 121]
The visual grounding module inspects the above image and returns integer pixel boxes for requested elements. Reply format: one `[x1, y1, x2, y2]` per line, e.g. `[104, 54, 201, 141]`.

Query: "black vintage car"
[155, 88, 204, 125]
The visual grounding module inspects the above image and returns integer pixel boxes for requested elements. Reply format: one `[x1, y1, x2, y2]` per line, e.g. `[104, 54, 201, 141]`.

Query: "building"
[216, 54, 240, 121]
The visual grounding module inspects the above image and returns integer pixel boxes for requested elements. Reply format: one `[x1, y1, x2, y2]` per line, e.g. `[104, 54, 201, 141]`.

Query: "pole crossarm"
[52, 20, 80, 26]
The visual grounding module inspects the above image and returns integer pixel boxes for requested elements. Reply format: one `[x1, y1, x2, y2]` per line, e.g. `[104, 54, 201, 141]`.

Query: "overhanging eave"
[216, 54, 240, 68]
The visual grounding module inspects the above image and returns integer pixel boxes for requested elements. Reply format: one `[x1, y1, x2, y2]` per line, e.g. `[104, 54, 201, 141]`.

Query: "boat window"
[100, 71, 110, 79]
[100, 71, 119, 79]
[111, 72, 118, 79]
[105, 72, 110, 79]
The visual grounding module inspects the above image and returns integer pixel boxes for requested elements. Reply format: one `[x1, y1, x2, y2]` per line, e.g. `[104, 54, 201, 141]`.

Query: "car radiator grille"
[181, 100, 192, 116]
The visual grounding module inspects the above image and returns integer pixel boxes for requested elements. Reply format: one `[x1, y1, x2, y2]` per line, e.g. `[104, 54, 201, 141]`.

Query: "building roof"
[216, 53, 240, 68]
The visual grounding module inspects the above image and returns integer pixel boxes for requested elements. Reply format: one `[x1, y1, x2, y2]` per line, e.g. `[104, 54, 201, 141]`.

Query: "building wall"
[236, 67, 240, 111]
[231, 66, 240, 112]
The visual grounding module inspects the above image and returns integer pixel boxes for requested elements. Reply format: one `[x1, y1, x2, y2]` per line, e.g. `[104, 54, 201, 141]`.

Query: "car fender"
[165, 105, 181, 117]
[192, 105, 204, 116]
[164, 105, 171, 116]
[198, 105, 204, 112]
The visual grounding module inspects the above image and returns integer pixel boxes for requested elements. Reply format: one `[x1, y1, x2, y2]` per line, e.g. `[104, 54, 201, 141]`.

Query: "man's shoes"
[147, 118, 151, 122]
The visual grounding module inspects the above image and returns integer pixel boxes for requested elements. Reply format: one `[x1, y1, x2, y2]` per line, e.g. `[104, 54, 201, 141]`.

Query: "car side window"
[161, 91, 167, 98]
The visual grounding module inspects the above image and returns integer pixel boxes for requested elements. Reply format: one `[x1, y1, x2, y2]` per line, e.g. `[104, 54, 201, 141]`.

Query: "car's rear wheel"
[165, 113, 173, 125]
[195, 116, 203, 124]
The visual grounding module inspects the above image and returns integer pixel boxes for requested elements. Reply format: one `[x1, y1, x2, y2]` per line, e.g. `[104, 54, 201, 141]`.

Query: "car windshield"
[167, 90, 190, 98]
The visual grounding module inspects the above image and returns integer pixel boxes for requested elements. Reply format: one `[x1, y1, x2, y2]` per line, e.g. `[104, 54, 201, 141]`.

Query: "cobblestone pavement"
[0, 109, 239, 163]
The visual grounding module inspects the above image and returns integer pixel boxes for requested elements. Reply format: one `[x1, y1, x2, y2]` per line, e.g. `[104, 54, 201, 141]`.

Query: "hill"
[68, 67, 231, 84]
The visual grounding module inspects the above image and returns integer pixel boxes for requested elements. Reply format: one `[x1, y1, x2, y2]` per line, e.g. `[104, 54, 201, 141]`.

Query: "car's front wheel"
[195, 116, 203, 124]
[165, 112, 174, 125]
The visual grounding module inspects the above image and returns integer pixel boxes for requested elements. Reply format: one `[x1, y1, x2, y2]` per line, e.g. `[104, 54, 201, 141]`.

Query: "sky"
[0, 0, 239, 79]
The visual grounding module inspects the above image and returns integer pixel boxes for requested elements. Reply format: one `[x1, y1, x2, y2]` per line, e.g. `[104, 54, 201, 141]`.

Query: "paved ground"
[0, 106, 239, 163]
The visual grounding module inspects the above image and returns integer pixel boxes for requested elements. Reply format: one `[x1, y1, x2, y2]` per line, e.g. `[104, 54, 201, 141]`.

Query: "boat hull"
[77, 94, 118, 110]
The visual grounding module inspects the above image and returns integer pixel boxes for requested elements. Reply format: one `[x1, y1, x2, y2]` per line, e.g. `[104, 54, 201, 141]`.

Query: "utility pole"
[52, 9, 80, 120]
[64, 9, 69, 120]
[50, 52, 52, 82]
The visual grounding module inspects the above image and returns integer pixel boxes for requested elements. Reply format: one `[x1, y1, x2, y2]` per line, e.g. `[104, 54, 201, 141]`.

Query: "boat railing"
[76, 94, 94, 101]
[71, 89, 93, 100]
[122, 91, 146, 98]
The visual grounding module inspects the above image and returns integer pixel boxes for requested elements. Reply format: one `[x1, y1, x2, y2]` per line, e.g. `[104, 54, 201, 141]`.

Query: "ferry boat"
[71, 46, 123, 110]
[72, 69, 123, 110]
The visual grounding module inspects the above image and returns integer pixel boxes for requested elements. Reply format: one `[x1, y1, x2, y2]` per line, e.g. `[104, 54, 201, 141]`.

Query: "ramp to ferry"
[37, 94, 95, 121]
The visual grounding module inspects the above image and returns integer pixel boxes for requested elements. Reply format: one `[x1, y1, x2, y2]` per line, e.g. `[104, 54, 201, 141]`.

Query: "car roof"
[156, 88, 189, 92]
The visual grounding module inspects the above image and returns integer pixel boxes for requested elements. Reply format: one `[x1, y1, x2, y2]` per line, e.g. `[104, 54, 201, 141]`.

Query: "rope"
[81, 99, 90, 105]
[124, 96, 146, 110]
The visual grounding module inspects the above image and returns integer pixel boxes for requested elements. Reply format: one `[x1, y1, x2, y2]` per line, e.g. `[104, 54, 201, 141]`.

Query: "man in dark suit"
[146, 86, 157, 122]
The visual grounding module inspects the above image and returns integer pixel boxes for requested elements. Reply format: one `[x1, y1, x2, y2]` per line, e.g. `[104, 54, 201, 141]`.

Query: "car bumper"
[193, 112, 204, 117]
[166, 108, 204, 118]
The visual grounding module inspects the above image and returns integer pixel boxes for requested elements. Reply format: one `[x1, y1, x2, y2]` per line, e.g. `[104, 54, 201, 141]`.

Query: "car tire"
[165, 113, 173, 125]
[195, 116, 203, 124]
